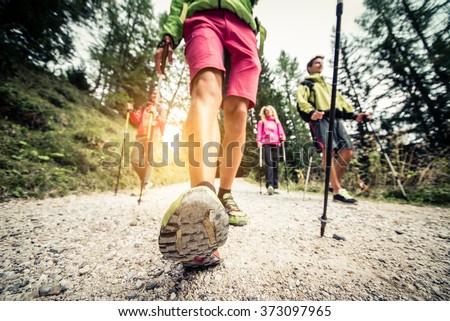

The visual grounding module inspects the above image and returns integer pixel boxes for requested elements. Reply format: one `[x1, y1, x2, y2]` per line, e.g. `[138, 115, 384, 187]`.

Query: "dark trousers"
[263, 144, 279, 189]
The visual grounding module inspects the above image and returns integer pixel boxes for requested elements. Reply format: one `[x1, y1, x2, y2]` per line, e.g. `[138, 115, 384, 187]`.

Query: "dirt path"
[1, 178, 449, 301]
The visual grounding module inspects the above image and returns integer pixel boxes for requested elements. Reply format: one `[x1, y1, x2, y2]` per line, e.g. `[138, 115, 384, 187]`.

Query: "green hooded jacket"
[296, 73, 356, 121]
[161, 0, 265, 54]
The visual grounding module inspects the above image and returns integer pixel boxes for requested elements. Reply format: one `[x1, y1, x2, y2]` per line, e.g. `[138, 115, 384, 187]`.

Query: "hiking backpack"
[296, 80, 315, 122]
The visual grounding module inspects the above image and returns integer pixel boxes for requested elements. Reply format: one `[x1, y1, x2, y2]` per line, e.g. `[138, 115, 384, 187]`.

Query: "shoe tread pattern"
[158, 188, 229, 264]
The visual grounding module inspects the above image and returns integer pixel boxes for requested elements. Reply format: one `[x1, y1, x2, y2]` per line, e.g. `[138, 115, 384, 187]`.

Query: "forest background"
[0, 0, 448, 205]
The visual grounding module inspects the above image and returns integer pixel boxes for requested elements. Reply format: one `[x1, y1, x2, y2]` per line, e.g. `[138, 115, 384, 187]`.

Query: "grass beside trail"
[0, 67, 188, 201]
[245, 166, 450, 207]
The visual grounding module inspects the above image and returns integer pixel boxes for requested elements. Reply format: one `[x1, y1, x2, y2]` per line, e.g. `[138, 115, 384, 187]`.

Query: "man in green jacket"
[154, 0, 263, 268]
[297, 55, 370, 204]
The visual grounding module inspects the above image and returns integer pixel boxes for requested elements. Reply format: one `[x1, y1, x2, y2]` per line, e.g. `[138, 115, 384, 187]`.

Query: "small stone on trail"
[332, 234, 346, 241]
[39, 283, 62, 297]
[145, 281, 158, 290]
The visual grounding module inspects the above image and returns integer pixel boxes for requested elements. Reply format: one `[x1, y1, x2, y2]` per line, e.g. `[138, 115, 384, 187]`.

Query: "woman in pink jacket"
[256, 105, 286, 195]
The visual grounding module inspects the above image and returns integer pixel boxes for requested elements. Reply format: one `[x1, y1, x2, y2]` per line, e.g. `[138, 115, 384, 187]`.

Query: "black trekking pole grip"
[337, 0, 343, 15]
[320, 0, 344, 237]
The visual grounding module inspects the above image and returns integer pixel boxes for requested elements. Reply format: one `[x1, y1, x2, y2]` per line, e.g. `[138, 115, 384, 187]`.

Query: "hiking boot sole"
[181, 251, 223, 269]
[158, 187, 229, 267]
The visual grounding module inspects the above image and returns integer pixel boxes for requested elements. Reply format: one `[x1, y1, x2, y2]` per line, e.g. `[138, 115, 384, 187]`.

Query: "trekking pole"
[364, 119, 409, 201]
[281, 141, 289, 193]
[114, 110, 130, 195]
[303, 156, 313, 201]
[137, 42, 169, 205]
[259, 146, 262, 195]
[320, 0, 344, 237]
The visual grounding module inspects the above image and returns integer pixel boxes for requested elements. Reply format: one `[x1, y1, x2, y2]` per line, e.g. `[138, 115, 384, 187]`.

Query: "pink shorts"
[183, 9, 261, 108]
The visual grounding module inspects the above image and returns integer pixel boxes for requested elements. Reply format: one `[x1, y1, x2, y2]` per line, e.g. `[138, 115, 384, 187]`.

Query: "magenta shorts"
[183, 9, 261, 108]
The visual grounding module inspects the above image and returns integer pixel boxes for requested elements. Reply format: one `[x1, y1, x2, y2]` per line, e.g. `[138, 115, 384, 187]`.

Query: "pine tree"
[0, 0, 101, 71]
[89, 0, 158, 109]
[357, 0, 449, 147]
[275, 50, 309, 170]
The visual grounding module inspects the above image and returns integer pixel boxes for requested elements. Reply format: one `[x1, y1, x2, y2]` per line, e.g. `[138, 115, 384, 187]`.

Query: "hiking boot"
[220, 193, 248, 226]
[180, 250, 223, 269]
[267, 186, 274, 195]
[273, 188, 280, 194]
[158, 187, 229, 268]
[333, 188, 357, 204]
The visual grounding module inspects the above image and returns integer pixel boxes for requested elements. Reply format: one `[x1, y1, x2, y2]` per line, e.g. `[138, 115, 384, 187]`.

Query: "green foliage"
[273, 51, 310, 171]
[328, 0, 450, 205]
[0, 66, 187, 201]
[0, 83, 54, 130]
[403, 187, 450, 205]
[89, 0, 159, 109]
[355, 0, 450, 147]
[0, 0, 102, 71]
[66, 67, 91, 92]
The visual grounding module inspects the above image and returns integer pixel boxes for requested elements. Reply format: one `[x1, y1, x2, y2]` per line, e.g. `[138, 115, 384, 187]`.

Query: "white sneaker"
[333, 188, 357, 204]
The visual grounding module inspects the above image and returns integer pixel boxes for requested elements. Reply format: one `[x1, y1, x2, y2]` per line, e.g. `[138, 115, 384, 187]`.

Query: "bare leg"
[335, 149, 353, 183]
[159, 70, 230, 268]
[219, 96, 249, 190]
[321, 150, 341, 193]
[185, 68, 223, 187]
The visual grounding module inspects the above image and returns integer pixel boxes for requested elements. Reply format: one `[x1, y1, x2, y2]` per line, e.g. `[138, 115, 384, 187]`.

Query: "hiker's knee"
[339, 148, 353, 161]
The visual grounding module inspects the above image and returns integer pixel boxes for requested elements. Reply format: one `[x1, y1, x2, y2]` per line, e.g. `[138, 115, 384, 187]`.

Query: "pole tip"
[320, 222, 326, 237]
[319, 216, 328, 237]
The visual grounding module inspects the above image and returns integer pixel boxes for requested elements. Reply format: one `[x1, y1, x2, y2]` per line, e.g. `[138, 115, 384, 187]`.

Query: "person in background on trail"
[154, 0, 265, 268]
[126, 90, 167, 196]
[296, 55, 371, 204]
[256, 105, 286, 195]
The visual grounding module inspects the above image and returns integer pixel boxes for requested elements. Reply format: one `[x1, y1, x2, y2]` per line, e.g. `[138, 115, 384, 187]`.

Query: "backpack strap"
[301, 80, 315, 107]
[296, 80, 316, 122]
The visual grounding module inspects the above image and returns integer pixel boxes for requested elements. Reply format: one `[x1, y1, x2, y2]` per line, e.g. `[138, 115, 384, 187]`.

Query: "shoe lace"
[222, 194, 240, 211]
[338, 188, 353, 199]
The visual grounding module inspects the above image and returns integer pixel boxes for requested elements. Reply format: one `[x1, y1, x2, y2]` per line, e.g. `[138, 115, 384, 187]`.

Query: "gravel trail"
[1, 178, 449, 301]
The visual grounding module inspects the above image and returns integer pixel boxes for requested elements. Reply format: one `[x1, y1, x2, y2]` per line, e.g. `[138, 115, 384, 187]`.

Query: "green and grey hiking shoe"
[333, 188, 357, 204]
[220, 193, 248, 226]
[267, 186, 274, 195]
[158, 186, 229, 268]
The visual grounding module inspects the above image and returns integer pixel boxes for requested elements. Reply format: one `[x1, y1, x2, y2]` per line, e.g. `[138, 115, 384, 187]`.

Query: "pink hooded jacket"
[256, 116, 286, 146]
